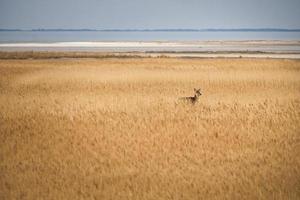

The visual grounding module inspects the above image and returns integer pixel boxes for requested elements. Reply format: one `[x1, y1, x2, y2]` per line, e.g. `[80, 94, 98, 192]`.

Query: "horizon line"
[1, 28, 300, 32]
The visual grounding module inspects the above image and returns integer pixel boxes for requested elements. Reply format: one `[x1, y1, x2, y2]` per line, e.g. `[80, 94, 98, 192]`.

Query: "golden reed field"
[0, 57, 300, 199]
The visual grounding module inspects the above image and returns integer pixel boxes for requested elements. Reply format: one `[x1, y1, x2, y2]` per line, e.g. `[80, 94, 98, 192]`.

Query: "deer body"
[180, 88, 202, 104]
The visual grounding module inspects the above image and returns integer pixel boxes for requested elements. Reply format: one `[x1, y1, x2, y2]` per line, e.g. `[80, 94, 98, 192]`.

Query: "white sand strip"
[1, 41, 300, 58]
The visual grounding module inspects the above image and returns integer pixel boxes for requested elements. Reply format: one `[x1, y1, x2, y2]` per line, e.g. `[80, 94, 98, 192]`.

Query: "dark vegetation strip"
[0, 51, 151, 59]
[0, 51, 299, 60]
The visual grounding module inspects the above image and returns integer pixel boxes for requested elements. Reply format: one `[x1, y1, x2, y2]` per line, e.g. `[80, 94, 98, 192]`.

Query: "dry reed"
[0, 58, 299, 199]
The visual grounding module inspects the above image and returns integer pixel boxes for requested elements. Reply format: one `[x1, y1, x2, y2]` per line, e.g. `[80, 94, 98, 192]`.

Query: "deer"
[180, 88, 202, 104]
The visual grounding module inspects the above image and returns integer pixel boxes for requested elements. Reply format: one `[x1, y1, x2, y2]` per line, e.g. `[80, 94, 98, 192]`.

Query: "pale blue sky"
[0, 0, 300, 29]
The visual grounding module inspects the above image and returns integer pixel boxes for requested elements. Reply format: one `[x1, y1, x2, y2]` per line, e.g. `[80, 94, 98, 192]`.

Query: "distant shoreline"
[1, 28, 300, 32]
[1, 41, 299, 55]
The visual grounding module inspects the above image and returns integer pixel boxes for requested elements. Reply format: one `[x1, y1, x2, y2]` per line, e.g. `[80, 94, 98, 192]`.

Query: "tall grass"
[0, 58, 299, 199]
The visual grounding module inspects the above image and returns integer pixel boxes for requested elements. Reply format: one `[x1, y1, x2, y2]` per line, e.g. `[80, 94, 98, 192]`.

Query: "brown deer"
[180, 88, 202, 104]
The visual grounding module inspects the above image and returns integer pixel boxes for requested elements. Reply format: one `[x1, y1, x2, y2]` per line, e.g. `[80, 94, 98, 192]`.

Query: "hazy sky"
[0, 0, 300, 29]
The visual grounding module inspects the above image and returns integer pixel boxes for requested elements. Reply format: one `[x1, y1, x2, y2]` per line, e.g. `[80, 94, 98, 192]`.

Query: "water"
[1, 31, 300, 53]
[0, 31, 300, 43]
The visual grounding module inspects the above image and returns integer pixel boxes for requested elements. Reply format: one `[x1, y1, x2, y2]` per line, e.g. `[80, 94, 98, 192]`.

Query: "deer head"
[194, 88, 202, 97]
